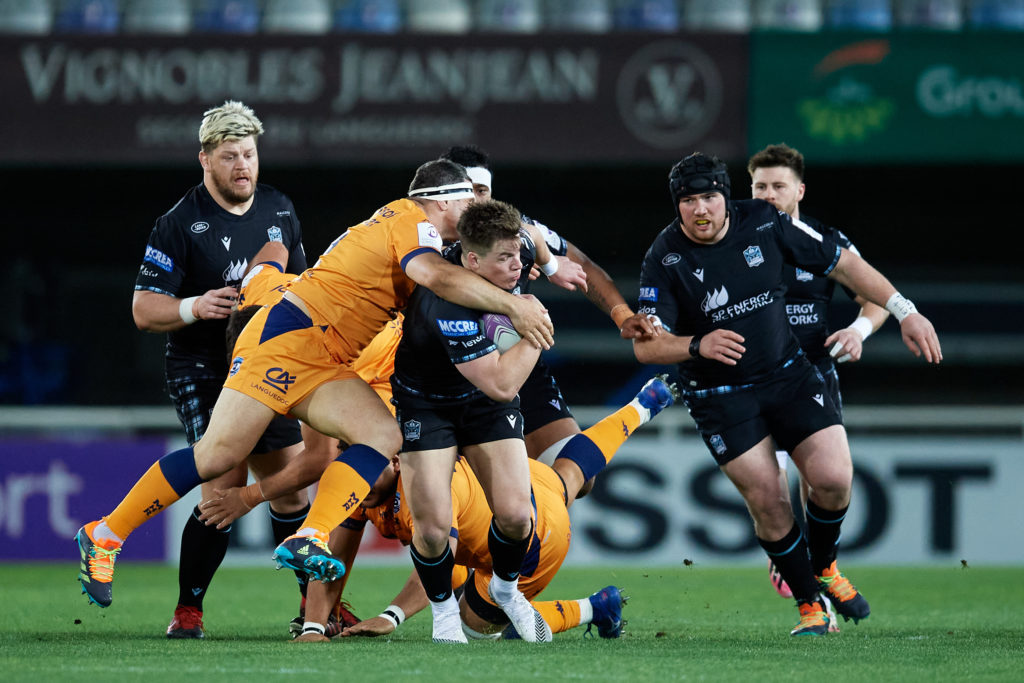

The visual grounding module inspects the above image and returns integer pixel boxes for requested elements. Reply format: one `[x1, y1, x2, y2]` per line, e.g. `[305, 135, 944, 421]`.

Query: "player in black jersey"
[627, 153, 941, 637]
[440, 146, 655, 484]
[131, 101, 308, 638]
[392, 200, 553, 644]
[748, 143, 890, 615]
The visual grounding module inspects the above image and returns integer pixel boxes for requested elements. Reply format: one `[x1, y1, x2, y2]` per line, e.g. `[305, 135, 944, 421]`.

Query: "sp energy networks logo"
[798, 40, 895, 145]
[617, 41, 723, 149]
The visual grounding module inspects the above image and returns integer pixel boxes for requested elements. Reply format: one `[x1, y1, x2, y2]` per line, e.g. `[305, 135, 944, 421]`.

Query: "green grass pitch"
[3, 563, 1022, 682]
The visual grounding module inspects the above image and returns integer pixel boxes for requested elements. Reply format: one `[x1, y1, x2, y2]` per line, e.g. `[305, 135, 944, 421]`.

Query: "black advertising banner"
[0, 34, 747, 165]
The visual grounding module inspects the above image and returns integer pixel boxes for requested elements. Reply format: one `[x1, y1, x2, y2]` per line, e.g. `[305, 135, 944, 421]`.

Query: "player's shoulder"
[154, 184, 206, 230]
[255, 183, 297, 212]
[802, 213, 853, 248]
[731, 198, 779, 228]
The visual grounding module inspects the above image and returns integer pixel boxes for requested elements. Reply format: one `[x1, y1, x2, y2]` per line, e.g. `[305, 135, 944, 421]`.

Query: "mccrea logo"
[639, 287, 658, 302]
[144, 245, 174, 272]
[437, 319, 480, 337]
[262, 368, 296, 393]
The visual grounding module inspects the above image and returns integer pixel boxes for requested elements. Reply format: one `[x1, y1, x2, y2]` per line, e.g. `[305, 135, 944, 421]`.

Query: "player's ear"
[199, 150, 210, 171]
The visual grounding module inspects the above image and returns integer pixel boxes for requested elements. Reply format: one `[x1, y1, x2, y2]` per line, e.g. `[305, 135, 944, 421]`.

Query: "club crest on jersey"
[639, 287, 658, 302]
[190, 221, 210, 234]
[229, 356, 244, 377]
[795, 268, 814, 282]
[403, 419, 421, 441]
[662, 253, 681, 266]
[743, 246, 764, 268]
[709, 434, 726, 455]
[267, 226, 283, 242]
[437, 319, 479, 337]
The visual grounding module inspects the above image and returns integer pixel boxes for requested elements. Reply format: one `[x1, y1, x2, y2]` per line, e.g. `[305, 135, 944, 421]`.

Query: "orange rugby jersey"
[285, 198, 442, 361]
[237, 261, 292, 309]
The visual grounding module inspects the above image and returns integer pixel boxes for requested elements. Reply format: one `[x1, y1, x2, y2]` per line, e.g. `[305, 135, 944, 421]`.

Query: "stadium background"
[1, 1, 1022, 569]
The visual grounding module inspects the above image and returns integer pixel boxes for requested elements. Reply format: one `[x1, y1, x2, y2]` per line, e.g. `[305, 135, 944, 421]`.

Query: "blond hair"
[199, 100, 264, 153]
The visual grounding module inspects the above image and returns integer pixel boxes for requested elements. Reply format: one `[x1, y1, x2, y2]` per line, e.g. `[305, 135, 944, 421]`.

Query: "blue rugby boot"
[273, 532, 346, 583]
[585, 585, 627, 638]
[632, 374, 679, 423]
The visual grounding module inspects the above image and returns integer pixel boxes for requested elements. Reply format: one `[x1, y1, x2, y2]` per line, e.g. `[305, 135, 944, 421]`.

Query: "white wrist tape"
[848, 316, 874, 341]
[885, 293, 918, 323]
[179, 296, 199, 324]
[539, 257, 559, 277]
[379, 604, 405, 628]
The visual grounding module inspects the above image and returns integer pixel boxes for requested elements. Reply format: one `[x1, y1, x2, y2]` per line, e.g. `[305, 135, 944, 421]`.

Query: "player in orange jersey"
[287, 374, 678, 643]
[75, 160, 554, 611]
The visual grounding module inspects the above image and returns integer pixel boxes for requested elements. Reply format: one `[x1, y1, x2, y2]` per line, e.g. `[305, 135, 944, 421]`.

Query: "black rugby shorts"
[683, 359, 842, 466]
[394, 392, 524, 452]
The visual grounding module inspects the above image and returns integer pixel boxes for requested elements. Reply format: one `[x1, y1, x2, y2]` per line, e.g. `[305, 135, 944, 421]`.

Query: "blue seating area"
[3, 0, 1023, 34]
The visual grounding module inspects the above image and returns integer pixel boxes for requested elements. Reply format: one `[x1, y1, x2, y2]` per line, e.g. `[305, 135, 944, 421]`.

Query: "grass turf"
[2, 564, 1022, 682]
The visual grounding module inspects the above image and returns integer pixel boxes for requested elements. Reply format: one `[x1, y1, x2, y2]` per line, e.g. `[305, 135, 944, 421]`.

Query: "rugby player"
[624, 153, 941, 636]
[748, 143, 889, 621]
[128, 100, 308, 638]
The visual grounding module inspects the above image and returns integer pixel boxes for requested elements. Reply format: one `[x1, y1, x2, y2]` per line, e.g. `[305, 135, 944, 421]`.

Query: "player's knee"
[192, 438, 245, 480]
[416, 522, 452, 553]
[494, 509, 532, 541]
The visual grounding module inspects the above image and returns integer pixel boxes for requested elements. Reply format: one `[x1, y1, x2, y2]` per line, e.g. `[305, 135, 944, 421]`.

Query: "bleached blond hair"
[199, 100, 264, 153]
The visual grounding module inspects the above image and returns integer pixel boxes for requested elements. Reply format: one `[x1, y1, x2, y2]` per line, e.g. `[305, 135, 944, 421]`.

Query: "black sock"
[177, 506, 230, 610]
[270, 502, 311, 598]
[410, 544, 455, 603]
[487, 517, 532, 582]
[758, 523, 820, 604]
[805, 500, 847, 575]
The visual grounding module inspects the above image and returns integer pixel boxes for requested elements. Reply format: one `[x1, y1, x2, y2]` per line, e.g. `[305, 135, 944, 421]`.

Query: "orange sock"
[104, 461, 183, 540]
[532, 599, 582, 634]
[581, 404, 643, 463]
[302, 444, 389, 534]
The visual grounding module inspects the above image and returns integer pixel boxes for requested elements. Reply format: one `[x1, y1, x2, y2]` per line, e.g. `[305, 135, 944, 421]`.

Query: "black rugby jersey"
[134, 183, 306, 375]
[782, 213, 858, 366]
[638, 199, 841, 389]
[392, 274, 499, 405]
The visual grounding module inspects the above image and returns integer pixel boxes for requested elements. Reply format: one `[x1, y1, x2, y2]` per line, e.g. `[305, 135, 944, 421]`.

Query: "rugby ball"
[480, 313, 521, 352]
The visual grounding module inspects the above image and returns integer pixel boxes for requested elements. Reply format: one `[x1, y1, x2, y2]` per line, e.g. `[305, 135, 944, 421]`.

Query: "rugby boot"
[273, 532, 346, 583]
[768, 559, 793, 599]
[167, 605, 205, 639]
[76, 521, 121, 608]
[816, 560, 870, 624]
[584, 585, 627, 639]
[635, 374, 680, 422]
[790, 600, 830, 637]
[488, 581, 553, 643]
[430, 600, 468, 644]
